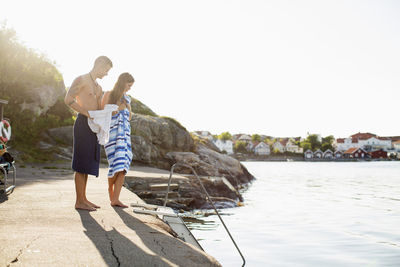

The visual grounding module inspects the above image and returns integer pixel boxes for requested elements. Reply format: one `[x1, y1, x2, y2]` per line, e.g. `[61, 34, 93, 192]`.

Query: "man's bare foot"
[85, 200, 100, 209]
[111, 200, 128, 208]
[75, 202, 96, 211]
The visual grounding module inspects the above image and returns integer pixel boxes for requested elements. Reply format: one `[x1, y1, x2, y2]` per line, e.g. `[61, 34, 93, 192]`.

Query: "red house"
[369, 149, 387, 159]
[343, 147, 368, 159]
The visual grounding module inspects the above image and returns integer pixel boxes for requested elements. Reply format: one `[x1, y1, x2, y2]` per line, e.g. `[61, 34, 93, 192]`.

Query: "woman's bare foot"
[111, 200, 128, 208]
[75, 202, 96, 211]
[86, 200, 100, 209]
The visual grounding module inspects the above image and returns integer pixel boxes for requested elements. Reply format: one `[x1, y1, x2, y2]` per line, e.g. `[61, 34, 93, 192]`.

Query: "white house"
[213, 139, 234, 154]
[285, 139, 303, 153]
[273, 141, 286, 153]
[394, 140, 400, 152]
[323, 149, 334, 159]
[334, 150, 343, 159]
[254, 142, 270, 156]
[304, 149, 313, 159]
[238, 134, 252, 142]
[358, 137, 392, 151]
[335, 137, 360, 151]
[314, 149, 323, 158]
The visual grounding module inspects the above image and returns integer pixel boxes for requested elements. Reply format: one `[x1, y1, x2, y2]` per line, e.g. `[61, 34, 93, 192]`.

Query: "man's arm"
[64, 76, 90, 117]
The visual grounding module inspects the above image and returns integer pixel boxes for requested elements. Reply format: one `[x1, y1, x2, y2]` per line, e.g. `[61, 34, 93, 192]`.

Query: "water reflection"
[181, 162, 400, 266]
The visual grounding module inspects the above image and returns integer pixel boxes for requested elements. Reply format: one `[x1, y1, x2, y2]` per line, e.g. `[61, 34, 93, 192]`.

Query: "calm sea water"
[183, 161, 400, 267]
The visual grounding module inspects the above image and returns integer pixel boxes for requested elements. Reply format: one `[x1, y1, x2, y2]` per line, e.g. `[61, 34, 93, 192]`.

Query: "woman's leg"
[108, 175, 117, 202]
[111, 171, 128, 207]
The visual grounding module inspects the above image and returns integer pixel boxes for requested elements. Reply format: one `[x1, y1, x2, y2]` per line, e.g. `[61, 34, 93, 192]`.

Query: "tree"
[322, 135, 335, 145]
[321, 143, 333, 152]
[252, 134, 261, 142]
[234, 141, 247, 154]
[301, 142, 312, 151]
[304, 134, 321, 151]
[321, 135, 335, 151]
[218, 132, 232, 141]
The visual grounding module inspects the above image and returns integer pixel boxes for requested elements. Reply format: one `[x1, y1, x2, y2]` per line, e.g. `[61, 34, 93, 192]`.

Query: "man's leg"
[111, 172, 128, 208]
[75, 172, 95, 211]
[83, 173, 100, 209]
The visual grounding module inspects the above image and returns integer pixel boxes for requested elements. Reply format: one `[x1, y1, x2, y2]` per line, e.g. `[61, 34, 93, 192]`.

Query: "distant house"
[304, 149, 313, 159]
[393, 140, 400, 152]
[285, 139, 303, 153]
[246, 141, 257, 152]
[272, 141, 286, 153]
[254, 142, 270, 156]
[334, 150, 343, 159]
[335, 132, 393, 152]
[358, 137, 392, 151]
[213, 139, 234, 154]
[314, 149, 323, 159]
[343, 147, 368, 159]
[323, 149, 334, 159]
[369, 149, 387, 159]
[239, 134, 252, 143]
[335, 137, 360, 151]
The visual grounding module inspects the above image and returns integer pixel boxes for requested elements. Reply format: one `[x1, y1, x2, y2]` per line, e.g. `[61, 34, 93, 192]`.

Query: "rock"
[19, 84, 65, 116]
[47, 126, 73, 146]
[167, 144, 254, 186]
[130, 114, 195, 168]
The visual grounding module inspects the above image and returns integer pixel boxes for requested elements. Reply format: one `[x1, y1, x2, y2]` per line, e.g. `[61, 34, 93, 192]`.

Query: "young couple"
[64, 56, 134, 211]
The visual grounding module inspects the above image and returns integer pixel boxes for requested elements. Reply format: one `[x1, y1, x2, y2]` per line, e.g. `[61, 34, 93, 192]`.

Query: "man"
[64, 56, 113, 211]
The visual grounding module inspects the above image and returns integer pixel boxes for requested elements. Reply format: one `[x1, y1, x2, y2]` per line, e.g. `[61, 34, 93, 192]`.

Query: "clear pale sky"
[1, 0, 399, 138]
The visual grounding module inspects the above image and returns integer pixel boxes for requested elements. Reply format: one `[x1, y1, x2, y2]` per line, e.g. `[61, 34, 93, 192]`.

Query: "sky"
[1, 0, 399, 138]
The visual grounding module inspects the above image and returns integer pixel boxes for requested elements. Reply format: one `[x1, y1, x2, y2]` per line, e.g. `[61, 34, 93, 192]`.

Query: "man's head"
[93, 56, 113, 79]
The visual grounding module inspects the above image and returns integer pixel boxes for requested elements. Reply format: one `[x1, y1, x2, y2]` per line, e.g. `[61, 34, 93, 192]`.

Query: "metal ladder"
[164, 162, 246, 267]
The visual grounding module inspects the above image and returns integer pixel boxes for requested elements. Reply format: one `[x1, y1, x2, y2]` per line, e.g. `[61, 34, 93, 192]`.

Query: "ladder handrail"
[164, 162, 246, 267]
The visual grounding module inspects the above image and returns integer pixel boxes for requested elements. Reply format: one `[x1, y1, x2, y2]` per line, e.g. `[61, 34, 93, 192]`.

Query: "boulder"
[166, 144, 254, 186]
[47, 126, 73, 146]
[130, 114, 195, 168]
[19, 84, 65, 116]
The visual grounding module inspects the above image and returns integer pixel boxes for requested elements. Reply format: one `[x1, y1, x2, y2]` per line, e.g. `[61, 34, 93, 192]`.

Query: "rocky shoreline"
[17, 112, 255, 211]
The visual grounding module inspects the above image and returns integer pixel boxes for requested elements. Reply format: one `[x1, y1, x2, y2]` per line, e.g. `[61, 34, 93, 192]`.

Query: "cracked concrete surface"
[0, 164, 221, 267]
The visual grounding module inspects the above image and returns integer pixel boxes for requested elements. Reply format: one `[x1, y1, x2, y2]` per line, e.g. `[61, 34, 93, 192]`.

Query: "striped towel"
[104, 94, 133, 178]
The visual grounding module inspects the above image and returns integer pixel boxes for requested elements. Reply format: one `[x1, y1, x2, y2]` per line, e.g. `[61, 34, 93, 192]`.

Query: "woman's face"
[124, 82, 134, 92]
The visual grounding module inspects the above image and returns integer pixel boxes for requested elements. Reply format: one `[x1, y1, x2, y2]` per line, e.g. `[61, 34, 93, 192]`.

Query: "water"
[183, 161, 400, 266]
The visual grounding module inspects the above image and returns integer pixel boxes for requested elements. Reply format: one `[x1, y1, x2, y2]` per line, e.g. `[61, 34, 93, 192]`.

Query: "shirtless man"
[64, 56, 113, 211]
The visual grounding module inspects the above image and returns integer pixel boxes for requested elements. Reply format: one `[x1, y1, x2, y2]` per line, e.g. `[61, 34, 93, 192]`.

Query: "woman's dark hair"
[109, 72, 134, 104]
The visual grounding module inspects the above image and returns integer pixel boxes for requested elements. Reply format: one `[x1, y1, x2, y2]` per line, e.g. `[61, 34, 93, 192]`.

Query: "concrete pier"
[0, 164, 221, 267]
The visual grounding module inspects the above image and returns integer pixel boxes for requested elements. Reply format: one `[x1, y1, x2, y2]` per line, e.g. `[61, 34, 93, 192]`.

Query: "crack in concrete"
[7, 236, 40, 266]
[101, 219, 121, 267]
[154, 239, 167, 256]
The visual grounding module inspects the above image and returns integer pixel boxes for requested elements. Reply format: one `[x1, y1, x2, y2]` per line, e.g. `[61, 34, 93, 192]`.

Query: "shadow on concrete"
[0, 193, 9, 204]
[77, 209, 173, 267]
[114, 208, 215, 267]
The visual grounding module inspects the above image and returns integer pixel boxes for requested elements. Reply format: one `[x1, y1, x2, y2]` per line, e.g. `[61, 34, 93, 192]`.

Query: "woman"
[101, 72, 134, 207]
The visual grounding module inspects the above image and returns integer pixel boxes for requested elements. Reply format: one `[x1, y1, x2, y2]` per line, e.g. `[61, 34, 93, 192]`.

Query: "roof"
[350, 132, 377, 140]
[336, 138, 345, 143]
[343, 147, 366, 154]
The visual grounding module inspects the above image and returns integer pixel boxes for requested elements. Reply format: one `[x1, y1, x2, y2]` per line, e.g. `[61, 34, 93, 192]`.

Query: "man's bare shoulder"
[71, 75, 90, 89]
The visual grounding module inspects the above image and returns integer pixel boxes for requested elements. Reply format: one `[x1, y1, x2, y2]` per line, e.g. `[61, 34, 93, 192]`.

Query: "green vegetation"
[0, 24, 73, 161]
[234, 141, 247, 154]
[252, 134, 261, 142]
[218, 132, 232, 141]
[160, 116, 187, 131]
[130, 97, 158, 116]
[300, 134, 335, 152]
